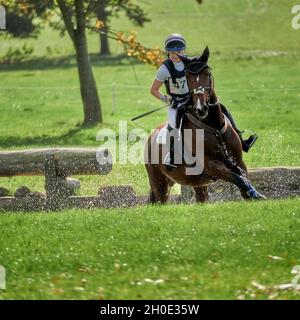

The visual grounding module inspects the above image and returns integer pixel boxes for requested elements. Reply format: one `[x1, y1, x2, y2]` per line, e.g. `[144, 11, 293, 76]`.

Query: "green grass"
[0, 0, 299, 299]
[0, 199, 299, 300]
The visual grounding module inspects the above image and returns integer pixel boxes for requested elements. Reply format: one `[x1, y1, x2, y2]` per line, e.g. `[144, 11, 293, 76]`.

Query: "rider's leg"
[164, 105, 179, 168]
[220, 103, 258, 153]
[164, 99, 187, 168]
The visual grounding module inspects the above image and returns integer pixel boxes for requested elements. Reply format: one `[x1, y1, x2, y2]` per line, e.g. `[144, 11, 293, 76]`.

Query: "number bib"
[168, 76, 189, 95]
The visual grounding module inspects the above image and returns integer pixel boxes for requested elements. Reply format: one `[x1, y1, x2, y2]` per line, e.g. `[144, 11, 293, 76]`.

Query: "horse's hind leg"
[146, 165, 174, 204]
[193, 186, 209, 203]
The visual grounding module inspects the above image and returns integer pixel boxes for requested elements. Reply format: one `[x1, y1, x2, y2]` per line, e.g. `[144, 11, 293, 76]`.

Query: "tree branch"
[56, 0, 75, 42]
[74, 0, 86, 35]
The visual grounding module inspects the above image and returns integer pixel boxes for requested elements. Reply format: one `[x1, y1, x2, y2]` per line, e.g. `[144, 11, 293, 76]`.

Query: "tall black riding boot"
[220, 103, 258, 153]
[163, 124, 178, 169]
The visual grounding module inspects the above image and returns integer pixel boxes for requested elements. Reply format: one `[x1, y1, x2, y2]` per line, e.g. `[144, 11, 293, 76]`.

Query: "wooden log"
[0, 148, 112, 177]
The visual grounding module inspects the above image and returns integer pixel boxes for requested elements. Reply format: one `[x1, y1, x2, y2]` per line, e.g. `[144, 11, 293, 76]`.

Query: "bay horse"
[144, 46, 266, 203]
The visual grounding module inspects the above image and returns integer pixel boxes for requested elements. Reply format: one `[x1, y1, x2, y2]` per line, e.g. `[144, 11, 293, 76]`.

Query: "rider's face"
[168, 50, 185, 62]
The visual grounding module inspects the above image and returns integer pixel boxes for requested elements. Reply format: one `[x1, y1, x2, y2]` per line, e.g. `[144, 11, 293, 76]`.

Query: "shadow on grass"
[0, 125, 88, 149]
[0, 53, 139, 72]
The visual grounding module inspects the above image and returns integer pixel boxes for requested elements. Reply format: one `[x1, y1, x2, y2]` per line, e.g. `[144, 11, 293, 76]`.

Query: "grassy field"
[0, 0, 299, 299]
[0, 199, 299, 300]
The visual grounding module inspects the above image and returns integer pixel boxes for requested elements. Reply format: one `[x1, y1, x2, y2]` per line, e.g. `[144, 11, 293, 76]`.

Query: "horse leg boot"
[220, 104, 258, 153]
[206, 160, 266, 200]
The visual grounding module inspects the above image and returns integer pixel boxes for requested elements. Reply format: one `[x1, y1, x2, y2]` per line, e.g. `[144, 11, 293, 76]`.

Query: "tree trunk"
[57, 0, 103, 125]
[74, 31, 103, 125]
[99, 30, 110, 55]
[96, 3, 110, 55]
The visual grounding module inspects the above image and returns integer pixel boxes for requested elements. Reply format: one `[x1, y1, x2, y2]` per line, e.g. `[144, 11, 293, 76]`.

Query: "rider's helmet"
[164, 34, 186, 52]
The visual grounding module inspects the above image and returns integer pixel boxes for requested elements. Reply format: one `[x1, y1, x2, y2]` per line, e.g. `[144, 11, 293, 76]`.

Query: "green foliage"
[2, 0, 54, 37]
[5, 11, 37, 38]
[104, 0, 151, 26]
[0, 43, 34, 64]
[2, 1, 150, 38]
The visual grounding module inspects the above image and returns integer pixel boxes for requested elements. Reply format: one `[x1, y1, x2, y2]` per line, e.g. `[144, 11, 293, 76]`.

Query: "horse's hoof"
[257, 193, 267, 200]
[247, 188, 266, 200]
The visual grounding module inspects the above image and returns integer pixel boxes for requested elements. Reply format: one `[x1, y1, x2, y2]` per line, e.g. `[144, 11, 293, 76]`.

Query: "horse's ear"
[176, 54, 192, 65]
[199, 46, 210, 62]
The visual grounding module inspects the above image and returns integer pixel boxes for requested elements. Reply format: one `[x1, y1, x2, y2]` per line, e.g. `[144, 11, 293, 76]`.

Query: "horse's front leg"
[206, 160, 266, 200]
[193, 186, 209, 203]
[145, 164, 174, 204]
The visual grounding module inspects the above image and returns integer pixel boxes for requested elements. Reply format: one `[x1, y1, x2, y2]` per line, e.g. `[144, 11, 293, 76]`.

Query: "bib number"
[168, 76, 189, 95]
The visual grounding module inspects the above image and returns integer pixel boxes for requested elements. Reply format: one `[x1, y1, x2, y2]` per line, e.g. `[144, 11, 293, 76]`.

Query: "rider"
[150, 33, 258, 168]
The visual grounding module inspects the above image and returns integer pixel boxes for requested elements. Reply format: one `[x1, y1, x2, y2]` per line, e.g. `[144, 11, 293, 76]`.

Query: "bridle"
[183, 62, 229, 136]
[185, 63, 220, 117]
[186, 63, 212, 99]
[190, 65, 211, 92]
[176, 61, 227, 141]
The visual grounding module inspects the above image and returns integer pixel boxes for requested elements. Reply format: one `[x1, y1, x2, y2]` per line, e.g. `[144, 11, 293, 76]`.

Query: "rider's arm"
[150, 65, 172, 103]
[150, 79, 167, 101]
[150, 79, 171, 103]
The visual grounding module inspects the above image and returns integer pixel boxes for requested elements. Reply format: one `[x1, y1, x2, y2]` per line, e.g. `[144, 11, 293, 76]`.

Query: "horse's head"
[178, 46, 212, 118]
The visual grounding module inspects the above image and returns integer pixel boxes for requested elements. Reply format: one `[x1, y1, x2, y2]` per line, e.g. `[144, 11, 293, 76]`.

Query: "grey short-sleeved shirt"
[156, 61, 189, 95]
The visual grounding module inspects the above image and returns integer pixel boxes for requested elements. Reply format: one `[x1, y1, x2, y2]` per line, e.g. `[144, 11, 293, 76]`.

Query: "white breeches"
[168, 107, 178, 129]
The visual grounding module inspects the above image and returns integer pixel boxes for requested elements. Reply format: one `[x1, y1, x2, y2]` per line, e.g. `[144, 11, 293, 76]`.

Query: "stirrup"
[242, 134, 258, 152]
[163, 152, 177, 168]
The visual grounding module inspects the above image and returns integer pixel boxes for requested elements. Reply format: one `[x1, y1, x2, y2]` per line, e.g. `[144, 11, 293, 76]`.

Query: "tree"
[56, 0, 102, 125]
[5, 11, 36, 38]
[94, 0, 150, 55]
[3, 0, 102, 125]
[2, 1, 52, 37]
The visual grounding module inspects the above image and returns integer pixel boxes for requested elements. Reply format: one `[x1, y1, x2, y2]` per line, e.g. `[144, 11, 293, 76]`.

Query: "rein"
[186, 111, 228, 136]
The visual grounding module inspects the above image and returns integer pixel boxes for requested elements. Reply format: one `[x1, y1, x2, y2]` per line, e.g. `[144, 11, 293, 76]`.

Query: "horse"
[144, 46, 266, 203]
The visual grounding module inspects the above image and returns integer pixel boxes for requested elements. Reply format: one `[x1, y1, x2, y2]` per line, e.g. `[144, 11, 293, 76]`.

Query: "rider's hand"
[160, 95, 172, 104]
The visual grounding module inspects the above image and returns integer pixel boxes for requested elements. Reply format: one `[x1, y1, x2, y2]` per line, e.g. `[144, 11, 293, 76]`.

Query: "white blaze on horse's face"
[186, 71, 208, 117]
[194, 74, 206, 112]
[196, 96, 203, 111]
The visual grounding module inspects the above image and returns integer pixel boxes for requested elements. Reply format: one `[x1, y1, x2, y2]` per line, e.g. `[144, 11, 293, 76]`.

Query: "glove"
[160, 95, 172, 104]
[174, 96, 191, 110]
